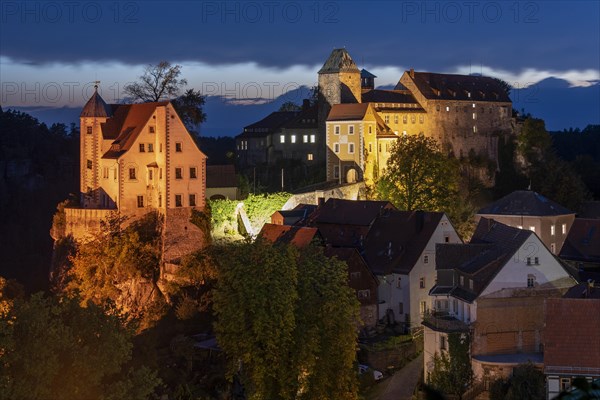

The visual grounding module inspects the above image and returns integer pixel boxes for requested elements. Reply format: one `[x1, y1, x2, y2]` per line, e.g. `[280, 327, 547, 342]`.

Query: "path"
[378, 352, 423, 400]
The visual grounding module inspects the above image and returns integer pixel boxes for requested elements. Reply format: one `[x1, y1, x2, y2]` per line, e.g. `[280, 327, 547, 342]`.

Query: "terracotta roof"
[80, 90, 113, 118]
[362, 210, 444, 275]
[327, 103, 370, 121]
[258, 224, 320, 248]
[559, 218, 600, 263]
[100, 102, 168, 158]
[400, 71, 511, 103]
[206, 165, 237, 188]
[361, 89, 420, 105]
[309, 198, 395, 226]
[318, 48, 359, 74]
[237, 111, 299, 139]
[544, 298, 600, 374]
[478, 190, 574, 216]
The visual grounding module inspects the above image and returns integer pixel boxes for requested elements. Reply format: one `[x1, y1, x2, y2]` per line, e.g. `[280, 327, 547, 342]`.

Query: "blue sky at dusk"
[1, 0, 599, 134]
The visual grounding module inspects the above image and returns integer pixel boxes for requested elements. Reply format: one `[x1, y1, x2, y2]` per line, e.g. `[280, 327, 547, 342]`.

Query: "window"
[175, 167, 183, 179]
[86, 126, 92, 134]
[113, 169, 118, 180]
[333, 165, 340, 179]
[334, 125, 340, 135]
[527, 257, 532, 266]
[158, 194, 162, 208]
[436, 105, 440, 111]
[529, 226, 536, 232]
[517, 225, 523, 229]
[189, 167, 197, 179]
[423, 255, 429, 264]
[397, 276, 402, 288]
[420, 301, 427, 314]
[303, 135, 308, 143]
[159, 143, 163, 152]
[103, 167, 108, 179]
[446, 106, 450, 112]
[419, 115, 424, 123]
[551, 243, 556, 253]
[148, 169, 153, 180]
[420, 277, 425, 289]
[175, 194, 182, 207]
[357, 290, 370, 300]
[473, 113, 477, 120]
[139, 143, 145, 152]
[175, 142, 182, 152]
[369, 126, 373, 134]
[460, 276, 464, 286]
[148, 143, 154, 152]
[469, 279, 474, 290]
[473, 125, 478, 133]
[333, 143, 340, 153]
[398, 302, 404, 315]
[137, 195, 144, 208]
[527, 274, 536, 288]
[560, 378, 571, 392]
[403, 115, 408, 124]
[402, 130, 407, 136]
[348, 143, 355, 154]
[440, 335, 447, 350]
[310, 134, 316, 143]
[307, 153, 313, 161]
[149, 126, 155, 133]
[189, 194, 196, 207]
[350, 271, 361, 280]
[348, 125, 354, 135]
[86, 160, 92, 169]
[368, 143, 373, 152]
[562, 223, 567, 235]
[159, 168, 162, 180]
[129, 167, 136, 180]
[534, 257, 539, 265]
[551, 225, 555, 236]
[291, 135, 296, 143]
[411, 115, 416, 123]
[444, 235, 450, 243]
[384, 115, 389, 123]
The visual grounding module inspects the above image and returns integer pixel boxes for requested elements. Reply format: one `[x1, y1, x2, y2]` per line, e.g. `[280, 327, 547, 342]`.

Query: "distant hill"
[8, 79, 599, 136]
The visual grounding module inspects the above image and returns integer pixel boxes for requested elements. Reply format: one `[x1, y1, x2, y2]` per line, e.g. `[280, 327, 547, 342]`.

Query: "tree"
[172, 88, 207, 133]
[0, 293, 160, 400]
[212, 241, 359, 400]
[427, 332, 473, 399]
[488, 362, 545, 400]
[278, 101, 301, 112]
[124, 61, 188, 102]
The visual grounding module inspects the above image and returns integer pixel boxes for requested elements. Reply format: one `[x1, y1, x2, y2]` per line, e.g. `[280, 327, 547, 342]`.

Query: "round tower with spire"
[79, 83, 113, 207]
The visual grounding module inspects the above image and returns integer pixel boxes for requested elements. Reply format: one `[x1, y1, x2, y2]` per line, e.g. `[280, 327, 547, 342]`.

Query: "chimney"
[410, 68, 415, 78]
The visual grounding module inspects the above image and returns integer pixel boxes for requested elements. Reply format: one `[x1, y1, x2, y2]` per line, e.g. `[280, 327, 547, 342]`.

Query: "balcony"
[422, 310, 469, 333]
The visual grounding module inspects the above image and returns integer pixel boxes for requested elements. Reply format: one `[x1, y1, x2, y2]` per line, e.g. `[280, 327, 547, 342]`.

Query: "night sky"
[1, 0, 599, 134]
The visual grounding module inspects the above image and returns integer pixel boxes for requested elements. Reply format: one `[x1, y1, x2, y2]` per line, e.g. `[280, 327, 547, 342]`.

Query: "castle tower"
[317, 49, 361, 136]
[79, 85, 112, 207]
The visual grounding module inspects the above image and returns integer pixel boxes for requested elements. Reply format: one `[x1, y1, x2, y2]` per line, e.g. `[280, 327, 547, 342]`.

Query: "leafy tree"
[124, 61, 188, 102]
[427, 332, 473, 399]
[488, 362, 545, 400]
[0, 293, 160, 400]
[375, 134, 461, 212]
[278, 101, 301, 112]
[518, 118, 552, 164]
[172, 88, 207, 132]
[212, 241, 359, 400]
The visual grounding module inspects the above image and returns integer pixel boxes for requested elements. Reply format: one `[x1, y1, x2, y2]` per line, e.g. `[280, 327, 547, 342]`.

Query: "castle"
[318, 49, 513, 185]
[64, 86, 207, 243]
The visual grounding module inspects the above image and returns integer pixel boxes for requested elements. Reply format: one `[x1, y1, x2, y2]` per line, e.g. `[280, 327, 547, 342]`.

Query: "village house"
[476, 190, 576, 254]
[206, 164, 238, 200]
[544, 283, 600, 399]
[424, 218, 575, 383]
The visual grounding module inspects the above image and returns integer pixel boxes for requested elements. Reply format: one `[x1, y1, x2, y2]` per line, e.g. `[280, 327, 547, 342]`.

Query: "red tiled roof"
[327, 103, 370, 121]
[258, 224, 320, 248]
[544, 298, 600, 373]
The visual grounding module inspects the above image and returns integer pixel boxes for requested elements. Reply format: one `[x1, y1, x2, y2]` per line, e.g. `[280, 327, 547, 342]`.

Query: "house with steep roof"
[476, 190, 575, 254]
[559, 218, 600, 271]
[79, 87, 206, 214]
[544, 294, 600, 398]
[362, 210, 462, 330]
[318, 48, 513, 185]
[424, 218, 576, 382]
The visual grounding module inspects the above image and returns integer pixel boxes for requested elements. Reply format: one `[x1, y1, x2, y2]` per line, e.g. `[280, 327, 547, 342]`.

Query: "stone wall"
[361, 338, 424, 372]
[282, 181, 366, 209]
[64, 207, 115, 241]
